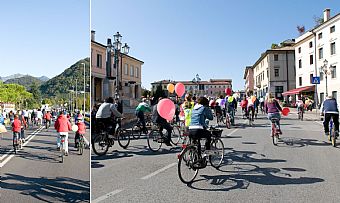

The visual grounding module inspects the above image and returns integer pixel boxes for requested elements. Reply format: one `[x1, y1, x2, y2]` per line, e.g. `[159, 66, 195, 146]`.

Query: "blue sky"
[0, 0, 89, 79]
[91, 0, 340, 90]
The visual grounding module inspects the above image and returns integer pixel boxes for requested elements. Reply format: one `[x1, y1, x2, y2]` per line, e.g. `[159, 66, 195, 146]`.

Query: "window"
[330, 25, 335, 33]
[320, 71, 324, 81]
[319, 48, 323, 59]
[275, 86, 283, 99]
[310, 55, 313, 65]
[274, 68, 279, 77]
[274, 54, 278, 61]
[299, 77, 302, 86]
[320, 93, 324, 103]
[331, 66, 336, 78]
[135, 67, 138, 78]
[124, 64, 128, 75]
[96, 54, 102, 68]
[310, 74, 314, 84]
[267, 69, 269, 78]
[309, 41, 313, 48]
[130, 65, 134, 76]
[318, 32, 323, 39]
[298, 47, 301, 53]
[332, 91, 337, 101]
[331, 42, 336, 55]
[299, 59, 302, 68]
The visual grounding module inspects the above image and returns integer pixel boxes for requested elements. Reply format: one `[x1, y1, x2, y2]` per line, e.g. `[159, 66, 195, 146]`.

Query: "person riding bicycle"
[12, 115, 23, 149]
[96, 97, 123, 136]
[247, 96, 255, 121]
[265, 93, 283, 135]
[152, 97, 173, 146]
[254, 96, 260, 116]
[75, 114, 86, 148]
[54, 111, 72, 155]
[214, 102, 223, 119]
[259, 96, 265, 112]
[44, 111, 52, 129]
[240, 96, 248, 117]
[189, 96, 214, 164]
[216, 95, 225, 116]
[320, 95, 339, 138]
[225, 94, 237, 125]
[296, 97, 304, 115]
[18, 111, 27, 143]
[181, 93, 195, 127]
[135, 98, 151, 134]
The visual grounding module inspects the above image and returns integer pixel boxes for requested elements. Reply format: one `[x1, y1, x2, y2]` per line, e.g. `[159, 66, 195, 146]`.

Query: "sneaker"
[65, 152, 69, 156]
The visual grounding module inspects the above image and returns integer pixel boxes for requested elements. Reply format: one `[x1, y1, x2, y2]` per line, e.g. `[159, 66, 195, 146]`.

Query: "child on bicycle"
[265, 93, 283, 134]
[75, 114, 86, 148]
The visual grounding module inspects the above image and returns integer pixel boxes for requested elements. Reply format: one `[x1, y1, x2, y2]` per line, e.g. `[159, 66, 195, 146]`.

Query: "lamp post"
[81, 62, 86, 115]
[319, 59, 334, 97]
[192, 74, 201, 96]
[110, 32, 130, 100]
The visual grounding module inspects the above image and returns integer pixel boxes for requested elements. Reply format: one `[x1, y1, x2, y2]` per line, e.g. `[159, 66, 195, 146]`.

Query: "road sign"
[312, 77, 320, 84]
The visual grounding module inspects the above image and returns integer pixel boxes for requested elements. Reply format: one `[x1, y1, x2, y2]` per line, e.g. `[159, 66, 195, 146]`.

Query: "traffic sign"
[312, 77, 320, 84]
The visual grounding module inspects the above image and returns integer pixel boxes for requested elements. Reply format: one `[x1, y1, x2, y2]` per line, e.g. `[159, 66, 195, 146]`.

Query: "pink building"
[243, 66, 254, 95]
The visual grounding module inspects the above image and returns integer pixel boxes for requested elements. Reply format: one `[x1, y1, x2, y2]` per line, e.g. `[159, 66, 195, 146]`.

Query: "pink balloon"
[175, 83, 185, 97]
[157, 98, 175, 121]
[225, 88, 232, 96]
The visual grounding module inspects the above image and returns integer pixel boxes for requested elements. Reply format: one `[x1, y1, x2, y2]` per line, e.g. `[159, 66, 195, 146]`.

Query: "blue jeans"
[267, 113, 281, 129]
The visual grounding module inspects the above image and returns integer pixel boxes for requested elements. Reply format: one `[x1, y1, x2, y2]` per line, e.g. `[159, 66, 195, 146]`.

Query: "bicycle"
[147, 123, 181, 152]
[225, 112, 231, 129]
[271, 118, 280, 146]
[59, 134, 67, 163]
[92, 118, 130, 156]
[13, 132, 22, 154]
[78, 134, 85, 155]
[177, 126, 224, 184]
[131, 119, 148, 139]
[328, 118, 337, 147]
[216, 112, 225, 127]
[248, 108, 254, 126]
[45, 119, 51, 130]
[298, 107, 304, 121]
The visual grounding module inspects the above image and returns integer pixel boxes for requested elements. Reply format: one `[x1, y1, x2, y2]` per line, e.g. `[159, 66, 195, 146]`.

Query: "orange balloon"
[167, 83, 175, 93]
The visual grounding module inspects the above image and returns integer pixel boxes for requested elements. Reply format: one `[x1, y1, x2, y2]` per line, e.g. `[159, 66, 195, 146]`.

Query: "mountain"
[38, 76, 49, 82]
[40, 58, 90, 97]
[4, 75, 44, 90]
[1, 74, 26, 82]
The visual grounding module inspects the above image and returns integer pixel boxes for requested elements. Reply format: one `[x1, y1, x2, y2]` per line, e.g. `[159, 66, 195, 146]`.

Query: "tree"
[29, 82, 41, 105]
[271, 43, 279, 49]
[313, 15, 324, 26]
[152, 84, 166, 101]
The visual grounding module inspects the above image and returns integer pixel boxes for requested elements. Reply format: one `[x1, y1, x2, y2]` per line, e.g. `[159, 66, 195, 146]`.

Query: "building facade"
[295, 9, 339, 104]
[252, 46, 296, 100]
[91, 30, 144, 105]
[243, 66, 254, 95]
[151, 79, 232, 97]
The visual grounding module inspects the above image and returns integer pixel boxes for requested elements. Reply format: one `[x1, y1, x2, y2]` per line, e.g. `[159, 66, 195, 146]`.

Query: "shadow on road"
[0, 173, 90, 202]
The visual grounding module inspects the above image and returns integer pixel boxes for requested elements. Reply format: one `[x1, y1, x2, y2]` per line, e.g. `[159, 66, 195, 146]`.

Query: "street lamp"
[319, 59, 334, 97]
[108, 32, 130, 99]
[81, 62, 86, 115]
[192, 74, 201, 95]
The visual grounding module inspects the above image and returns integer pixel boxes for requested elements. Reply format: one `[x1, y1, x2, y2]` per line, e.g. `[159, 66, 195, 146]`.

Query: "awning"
[282, 85, 315, 96]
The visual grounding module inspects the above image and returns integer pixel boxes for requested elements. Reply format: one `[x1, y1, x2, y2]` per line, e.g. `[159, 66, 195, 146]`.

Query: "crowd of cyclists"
[0, 108, 87, 156]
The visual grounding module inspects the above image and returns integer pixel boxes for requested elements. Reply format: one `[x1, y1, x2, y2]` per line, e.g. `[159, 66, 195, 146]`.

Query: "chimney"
[324, 8, 330, 22]
[91, 30, 95, 41]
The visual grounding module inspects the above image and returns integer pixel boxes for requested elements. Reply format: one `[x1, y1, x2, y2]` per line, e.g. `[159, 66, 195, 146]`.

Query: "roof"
[252, 47, 295, 68]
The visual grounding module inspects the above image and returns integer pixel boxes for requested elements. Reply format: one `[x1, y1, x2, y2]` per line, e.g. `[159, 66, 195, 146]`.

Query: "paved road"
[0, 123, 90, 202]
[91, 108, 340, 203]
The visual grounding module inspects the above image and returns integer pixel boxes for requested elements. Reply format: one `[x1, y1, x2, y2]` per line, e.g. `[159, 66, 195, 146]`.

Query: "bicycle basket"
[211, 129, 223, 137]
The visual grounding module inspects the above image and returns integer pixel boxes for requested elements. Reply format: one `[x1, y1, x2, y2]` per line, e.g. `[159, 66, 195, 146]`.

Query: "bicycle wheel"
[60, 144, 64, 163]
[92, 133, 109, 156]
[301, 112, 304, 121]
[209, 138, 224, 168]
[248, 112, 252, 126]
[178, 145, 199, 184]
[131, 124, 142, 139]
[147, 130, 162, 152]
[272, 124, 278, 146]
[225, 115, 231, 129]
[171, 126, 181, 145]
[79, 138, 84, 155]
[117, 128, 130, 149]
[221, 115, 226, 125]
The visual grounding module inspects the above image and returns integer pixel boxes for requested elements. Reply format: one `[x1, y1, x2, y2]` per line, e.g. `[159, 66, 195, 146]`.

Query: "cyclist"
[152, 97, 172, 146]
[135, 98, 151, 134]
[247, 95, 255, 121]
[240, 96, 248, 118]
[216, 95, 225, 116]
[44, 111, 52, 129]
[226, 94, 237, 125]
[37, 109, 43, 126]
[54, 111, 72, 155]
[12, 115, 22, 149]
[259, 97, 265, 113]
[181, 94, 195, 127]
[75, 114, 86, 148]
[214, 102, 223, 121]
[320, 95, 339, 137]
[189, 96, 214, 163]
[95, 97, 123, 136]
[18, 111, 27, 143]
[265, 93, 283, 135]
[296, 97, 304, 115]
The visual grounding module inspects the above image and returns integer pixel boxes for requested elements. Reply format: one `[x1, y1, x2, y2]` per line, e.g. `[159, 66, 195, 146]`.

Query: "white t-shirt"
[247, 98, 254, 107]
[96, 102, 122, 118]
[37, 111, 43, 119]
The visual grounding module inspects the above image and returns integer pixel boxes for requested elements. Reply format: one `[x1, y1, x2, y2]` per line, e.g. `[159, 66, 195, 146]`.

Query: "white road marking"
[226, 129, 238, 137]
[92, 189, 124, 203]
[141, 162, 177, 180]
[0, 126, 43, 168]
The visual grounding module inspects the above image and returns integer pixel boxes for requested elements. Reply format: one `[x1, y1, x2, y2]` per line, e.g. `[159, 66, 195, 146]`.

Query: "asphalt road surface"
[0, 123, 90, 202]
[91, 108, 340, 203]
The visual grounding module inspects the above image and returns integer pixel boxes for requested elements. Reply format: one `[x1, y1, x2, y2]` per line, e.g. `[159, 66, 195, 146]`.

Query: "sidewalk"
[288, 107, 323, 121]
